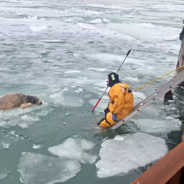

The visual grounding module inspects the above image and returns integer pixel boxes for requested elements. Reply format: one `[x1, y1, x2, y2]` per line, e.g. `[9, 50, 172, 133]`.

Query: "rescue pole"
[92, 49, 132, 113]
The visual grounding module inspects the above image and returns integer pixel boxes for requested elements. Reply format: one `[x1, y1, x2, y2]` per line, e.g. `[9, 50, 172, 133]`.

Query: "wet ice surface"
[96, 132, 168, 178]
[49, 87, 84, 107]
[133, 118, 182, 133]
[0, 0, 184, 183]
[48, 138, 97, 164]
[18, 152, 81, 184]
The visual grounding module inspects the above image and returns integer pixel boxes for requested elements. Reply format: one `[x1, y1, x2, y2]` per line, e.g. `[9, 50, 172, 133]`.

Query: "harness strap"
[105, 114, 112, 126]
[119, 84, 132, 93]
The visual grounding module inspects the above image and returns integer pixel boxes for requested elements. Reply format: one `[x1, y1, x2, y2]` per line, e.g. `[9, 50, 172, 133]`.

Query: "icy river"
[0, 0, 184, 183]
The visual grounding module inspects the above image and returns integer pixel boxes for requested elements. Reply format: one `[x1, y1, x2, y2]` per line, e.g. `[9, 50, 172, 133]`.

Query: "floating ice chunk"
[102, 18, 109, 23]
[89, 99, 108, 112]
[18, 152, 81, 184]
[80, 139, 95, 150]
[18, 122, 29, 129]
[165, 116, 174, 120]
[0, 131, 19, 150]
[168, 100, 174, 103]
[170, 107, 177, 111]
[7, 116, 21, 126]
[98, 94, 108, 100]
[96, 132, 168, 178]
[27, 15, 38, 20]
[0, 104, 46, 118]
[41, 40, 66, 43]
[32, 144, 41, 149]
[105, 23, 178, 42]
[48, 138, 97, 164]
[17, 115, 39, 129]
[88, 54, 145, 67]
[94, 81, 108, 88]
[85, 10, 102, 15]
[0, 168, 9, 182]
[141, 106, 160, 117]
[87, 4, 133, 10]
[131, 91, 147, 105]
[85, 94, 92, 98]
[2, 143, 10, 149]
[77, 23, 98, 30]
[114, 135, 126, 141]
[30, 26, 48, 32]
[64, 70, 80, 74]
[50, 87, 84, 107]
[0, 67, 10, 71]
[133, 118, 181, 133]
[0, 120, 8, 128]
[124, 77, 140, 82]
[78, 76, 87, 80]
[90, 19, 102, 24]
[64, 19, 75, 23]
[163, 35, 178, 41]
[87, 68, 108, 71]
[75, 88, 83, 93]
[10, 131, 15, 135]
[0, 140, 11, 150]
[21, 115, 39, 122]
[133, 92, 146, 99]
[35, 108, 53, 117]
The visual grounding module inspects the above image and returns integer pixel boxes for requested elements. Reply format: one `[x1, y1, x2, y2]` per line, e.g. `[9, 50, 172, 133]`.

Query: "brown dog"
[0, 93, 42, 111]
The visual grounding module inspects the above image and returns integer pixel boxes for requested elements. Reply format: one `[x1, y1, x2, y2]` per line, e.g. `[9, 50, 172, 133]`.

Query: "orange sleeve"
[112, 88, 125, 114]
[108, 93, 114, 102]
[108, 89, 114, 102]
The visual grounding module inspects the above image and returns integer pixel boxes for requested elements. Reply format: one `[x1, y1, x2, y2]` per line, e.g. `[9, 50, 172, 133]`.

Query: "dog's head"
[26, 96, 42, 105]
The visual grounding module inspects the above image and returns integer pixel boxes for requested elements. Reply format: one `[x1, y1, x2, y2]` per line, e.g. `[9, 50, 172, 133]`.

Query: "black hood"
[108, 72, 120, 87]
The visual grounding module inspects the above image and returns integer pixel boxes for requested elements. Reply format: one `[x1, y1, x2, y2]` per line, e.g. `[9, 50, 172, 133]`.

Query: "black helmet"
[108, 72, 120, 87]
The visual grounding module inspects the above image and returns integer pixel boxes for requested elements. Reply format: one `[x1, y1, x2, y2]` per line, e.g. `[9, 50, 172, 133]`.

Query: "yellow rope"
[135, 64, 184, 90]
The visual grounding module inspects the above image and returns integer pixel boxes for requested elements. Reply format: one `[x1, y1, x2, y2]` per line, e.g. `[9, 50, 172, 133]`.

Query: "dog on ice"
[0, 93, 42, 111]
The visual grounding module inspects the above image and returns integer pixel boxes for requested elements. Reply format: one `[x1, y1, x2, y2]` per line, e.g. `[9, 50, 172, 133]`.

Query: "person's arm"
[112, 89, 124, 115]
[108, 91, 114, 102]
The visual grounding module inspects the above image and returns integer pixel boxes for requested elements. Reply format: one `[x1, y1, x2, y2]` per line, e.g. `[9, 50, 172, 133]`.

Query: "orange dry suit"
[98, 73, 134, 128]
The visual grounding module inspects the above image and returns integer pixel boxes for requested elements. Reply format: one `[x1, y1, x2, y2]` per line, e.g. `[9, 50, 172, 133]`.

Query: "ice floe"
[18, 152, 81, 184]
[133, 118, 182, 133]
[50, 87, 84, 107]
[48, 138, 97, 164]
[96, 132, 168, 178]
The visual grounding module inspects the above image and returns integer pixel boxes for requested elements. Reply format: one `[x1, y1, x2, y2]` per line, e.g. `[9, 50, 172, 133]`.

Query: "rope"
[135, 64, 184, 90]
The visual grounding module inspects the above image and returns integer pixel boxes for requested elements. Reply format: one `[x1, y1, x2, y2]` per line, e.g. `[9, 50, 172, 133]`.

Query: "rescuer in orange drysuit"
[97, 72, 134, 128]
